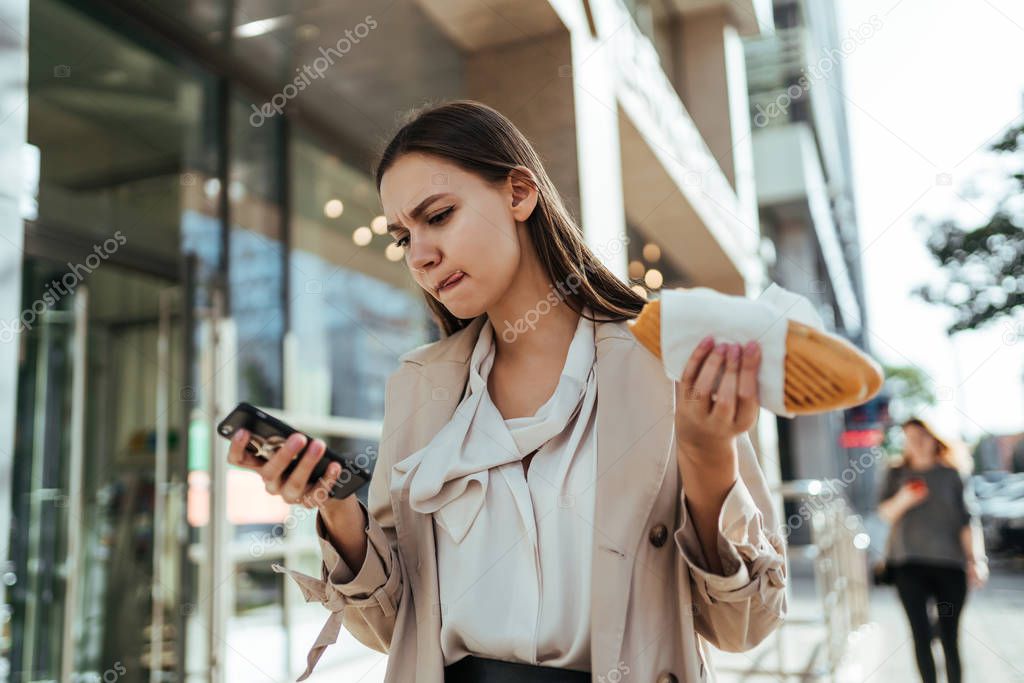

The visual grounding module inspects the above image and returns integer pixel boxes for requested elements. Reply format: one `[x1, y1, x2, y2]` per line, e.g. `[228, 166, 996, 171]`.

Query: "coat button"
[656, 673, 678, 683]
[649, 523, 669, 548]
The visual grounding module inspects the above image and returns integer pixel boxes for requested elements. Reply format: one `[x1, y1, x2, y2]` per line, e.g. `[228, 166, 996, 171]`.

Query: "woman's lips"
[438, 272, 466, 294]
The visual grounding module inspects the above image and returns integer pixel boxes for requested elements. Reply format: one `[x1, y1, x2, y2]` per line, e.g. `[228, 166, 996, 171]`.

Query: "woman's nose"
[408, 243, 438, 273]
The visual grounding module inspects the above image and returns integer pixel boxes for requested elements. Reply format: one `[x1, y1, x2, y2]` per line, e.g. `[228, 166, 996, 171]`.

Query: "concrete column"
[465, 33, 580, 218]
[465, 26, 628, 279]
[567, 12, 628, 278]
[773, 218, 823, 301]
[772, 217, 843, 481]
[0, 0, 28, 626]
[675, 9, 759, 236]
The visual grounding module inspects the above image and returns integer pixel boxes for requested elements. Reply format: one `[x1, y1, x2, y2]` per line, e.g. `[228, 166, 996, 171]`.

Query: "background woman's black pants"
[892, 562, 968, 683]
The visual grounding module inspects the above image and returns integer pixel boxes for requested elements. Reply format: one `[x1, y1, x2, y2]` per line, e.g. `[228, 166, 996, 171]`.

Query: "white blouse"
[390, 307, 598, 671]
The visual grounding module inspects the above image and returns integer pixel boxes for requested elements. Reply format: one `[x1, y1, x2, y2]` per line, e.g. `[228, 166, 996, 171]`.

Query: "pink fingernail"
[729, 344, 740, 361]
[699, 335, 714, 349]
[715, 343, 727, 355]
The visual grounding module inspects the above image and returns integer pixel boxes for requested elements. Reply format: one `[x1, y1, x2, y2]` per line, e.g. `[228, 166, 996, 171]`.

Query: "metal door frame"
[58, 287, 89, 682]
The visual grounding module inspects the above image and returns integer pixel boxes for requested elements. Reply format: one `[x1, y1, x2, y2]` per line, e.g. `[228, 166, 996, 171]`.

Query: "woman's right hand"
[895, 481, 929, 510]
[227, 429, 370, 570]
[227, 429, 356, 517]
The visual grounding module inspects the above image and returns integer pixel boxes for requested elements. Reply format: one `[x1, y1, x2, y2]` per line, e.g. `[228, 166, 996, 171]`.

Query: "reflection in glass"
[229, 95, 285, 410]
[16, 1, 219, 681]
[289, 131, 431, 422]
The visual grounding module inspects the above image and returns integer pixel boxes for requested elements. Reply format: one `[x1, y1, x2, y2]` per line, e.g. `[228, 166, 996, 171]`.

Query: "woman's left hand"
[674, 337, 762, 461]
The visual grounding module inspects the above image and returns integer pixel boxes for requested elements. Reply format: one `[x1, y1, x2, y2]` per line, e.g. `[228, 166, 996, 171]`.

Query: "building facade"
[0, 0, 778, 680]
[744, 0, 874, 511]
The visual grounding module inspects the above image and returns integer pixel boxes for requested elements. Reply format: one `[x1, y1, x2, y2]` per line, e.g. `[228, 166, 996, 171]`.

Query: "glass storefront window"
[288, 131, 431, 422]
[149, 0, 232, 46]
[15, 2, 222, 682]
[229, 94, 286, 410]
[13, 1, 461, 681]
[625, 221, 691, 295]
[12, 2, 224, 679]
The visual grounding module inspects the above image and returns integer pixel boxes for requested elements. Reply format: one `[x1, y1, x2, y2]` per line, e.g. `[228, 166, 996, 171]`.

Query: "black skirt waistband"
[444, 655, 590, 683]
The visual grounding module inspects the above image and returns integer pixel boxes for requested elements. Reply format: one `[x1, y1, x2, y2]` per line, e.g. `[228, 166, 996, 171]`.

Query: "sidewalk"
[713, 559, 1024, 683]
[292, 561, 1024, 683]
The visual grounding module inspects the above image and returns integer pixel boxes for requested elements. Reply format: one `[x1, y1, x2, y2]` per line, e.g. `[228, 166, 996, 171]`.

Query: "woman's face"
[903, 423, 938, 467]
[380, 152, 537, 321]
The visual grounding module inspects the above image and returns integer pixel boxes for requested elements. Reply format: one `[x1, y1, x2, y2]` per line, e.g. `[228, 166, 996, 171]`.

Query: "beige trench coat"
[275, 315, 788, 682]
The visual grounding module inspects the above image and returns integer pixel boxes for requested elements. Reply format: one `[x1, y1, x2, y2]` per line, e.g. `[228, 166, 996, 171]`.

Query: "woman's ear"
[508, 166, 539, 222]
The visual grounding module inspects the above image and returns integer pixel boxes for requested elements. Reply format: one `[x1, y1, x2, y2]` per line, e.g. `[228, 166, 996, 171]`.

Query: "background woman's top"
[389, 306, 599, 670]
[880, 463, 978, 568]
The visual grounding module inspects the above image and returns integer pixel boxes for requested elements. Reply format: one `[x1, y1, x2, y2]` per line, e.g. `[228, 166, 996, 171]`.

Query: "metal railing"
[719, 478, 871, 682]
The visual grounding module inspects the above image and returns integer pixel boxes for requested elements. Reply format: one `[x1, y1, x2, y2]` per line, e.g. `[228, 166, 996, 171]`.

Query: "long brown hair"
[373, 99, 647, 338]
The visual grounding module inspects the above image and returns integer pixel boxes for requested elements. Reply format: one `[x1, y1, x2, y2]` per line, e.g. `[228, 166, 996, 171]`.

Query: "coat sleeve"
[674, 430, 788, 652]
[273, 371, 406, 680]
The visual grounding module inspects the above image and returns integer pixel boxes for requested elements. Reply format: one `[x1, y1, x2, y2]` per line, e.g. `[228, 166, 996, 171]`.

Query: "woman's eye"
[392, 207, 453, 247]
[428, 207, 453, 225]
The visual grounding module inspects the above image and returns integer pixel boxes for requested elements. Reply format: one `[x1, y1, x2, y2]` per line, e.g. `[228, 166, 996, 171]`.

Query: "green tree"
[914, 119, 1024, 334]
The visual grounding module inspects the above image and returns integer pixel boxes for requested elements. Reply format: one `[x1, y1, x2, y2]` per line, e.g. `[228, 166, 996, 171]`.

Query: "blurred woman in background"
[878, 417, 988, 683]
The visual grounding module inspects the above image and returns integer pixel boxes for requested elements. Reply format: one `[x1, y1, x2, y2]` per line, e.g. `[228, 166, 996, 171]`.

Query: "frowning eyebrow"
[387, 193, 450, 235]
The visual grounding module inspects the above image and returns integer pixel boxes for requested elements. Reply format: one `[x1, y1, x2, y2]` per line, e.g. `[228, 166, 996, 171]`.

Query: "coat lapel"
[386, 317, 484, 676]
[589, 320, 677, 677]
[387, 315, 676, 677]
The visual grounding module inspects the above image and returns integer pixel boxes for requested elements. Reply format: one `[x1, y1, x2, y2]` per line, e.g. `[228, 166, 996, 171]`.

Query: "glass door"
[10, 261, 192, 683]
[74, 275, 188, 683]
[8, 262, 81, 682]
[15, 0, 224, 678]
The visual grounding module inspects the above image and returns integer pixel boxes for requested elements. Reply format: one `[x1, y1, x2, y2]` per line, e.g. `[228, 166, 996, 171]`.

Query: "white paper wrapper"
[660, 283, 825, 418]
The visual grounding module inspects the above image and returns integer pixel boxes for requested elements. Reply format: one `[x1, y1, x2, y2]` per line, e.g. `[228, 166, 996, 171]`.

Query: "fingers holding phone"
[276, 435, 338, 508]
[256, 432, 309, 495]
[219, 402, 371, 511]
[227, 428, 341, 510]
[226, 427, 268, 470]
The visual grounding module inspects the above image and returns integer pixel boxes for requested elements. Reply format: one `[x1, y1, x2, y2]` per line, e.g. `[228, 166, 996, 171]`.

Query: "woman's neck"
[491, 303, 580, 367]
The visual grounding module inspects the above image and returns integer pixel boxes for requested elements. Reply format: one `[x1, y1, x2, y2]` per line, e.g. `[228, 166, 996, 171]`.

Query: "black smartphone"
[216, 402, 371, 500]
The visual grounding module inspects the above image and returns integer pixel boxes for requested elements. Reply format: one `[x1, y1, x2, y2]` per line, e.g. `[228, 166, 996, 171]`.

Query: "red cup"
[907, 478, 928, 494]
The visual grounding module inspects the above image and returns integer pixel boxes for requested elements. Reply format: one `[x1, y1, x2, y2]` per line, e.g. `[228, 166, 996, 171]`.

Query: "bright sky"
[837, 0, 1024, 440]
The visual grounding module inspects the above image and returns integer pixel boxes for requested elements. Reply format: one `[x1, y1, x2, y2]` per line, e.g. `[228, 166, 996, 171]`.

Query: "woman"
[227, 100, 787, 682]
[877, 417, 988, 683]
